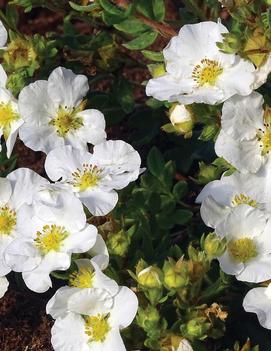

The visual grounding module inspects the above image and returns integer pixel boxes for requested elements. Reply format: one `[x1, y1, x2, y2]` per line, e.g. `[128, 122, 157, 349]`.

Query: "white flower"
[253, 53, 271, 89]
[46, 257, 119, 319]
[146, 21, 255, 105]
[45, 140, 141, 216]
[0, 87, 24, 158]
[50, 287, 138, 351]
[0, 168, 48, 276]
[88, 234, 109, 270]
[215, 91, 271, 173]
[215, 205, 271, 283]
[18, 66, 106, 154]
[4, 190, 97, 293]
[0, 276, 9, 298]
[243, 283, 271, 329]
[196, 164, 271, 228]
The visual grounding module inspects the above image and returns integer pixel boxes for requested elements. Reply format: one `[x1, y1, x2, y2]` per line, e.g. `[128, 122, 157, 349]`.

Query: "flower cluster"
[0, 20, 142, 351]
[147, 20, 271, 332]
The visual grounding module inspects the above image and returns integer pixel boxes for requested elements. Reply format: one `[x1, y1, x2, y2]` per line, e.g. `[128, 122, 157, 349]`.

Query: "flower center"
[49, 103, 85, 137]
[69, 267, 94, 288]
[0, 206, 16, 235]
[35, 224, 69, 254]
[192, 59, 223, 87]
[228, 237, 258, 263]
[231, 194, 257, 208]
[85, 314, 111, 343]
[257, 124, 271, 155]
[3, 38, 37, 70]
[70, 164, 102, 192]
[0, 102, 20, 139]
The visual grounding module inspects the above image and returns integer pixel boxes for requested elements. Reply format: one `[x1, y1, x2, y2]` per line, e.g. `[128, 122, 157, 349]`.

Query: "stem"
[134, 14, 178, 39]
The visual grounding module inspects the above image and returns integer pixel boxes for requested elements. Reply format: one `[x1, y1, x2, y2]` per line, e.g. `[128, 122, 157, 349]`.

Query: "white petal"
[62, 224, 97, 254]
[218, 251, 244, 276]
[215, 130, 263, 173]
[51, 313, 89, 351]
[0, 276, 9, 298]
[80, 189, 118, 216]
[0, 177, 12, 206]
[18, 80, 55, 124]
[200, 196, 230, 229]
[253, 53, 271, 89]
[196, 179, 235, 206]
[22, 252, 71, 293]
[243, 286, 271, 329]
[221, 92, 264, 140]
[110, 286, 138, 329]
[88, 234, 109, 270]
[45, 145, 92, 182]
[215, 205, 267, 238]
[48, 67, 89, 108]
[47, 286, 80, 319]
[0, 64, 7, 87]
[7, 168, 49, 209]
[75, 109, 106, 145]
[237, 255, 271, 283]
[0, 21, 7, 48]
[68, 288, 113, 315]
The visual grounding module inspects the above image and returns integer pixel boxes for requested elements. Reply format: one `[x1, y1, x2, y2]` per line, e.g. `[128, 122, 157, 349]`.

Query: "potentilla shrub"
[0, 1, 271, 351]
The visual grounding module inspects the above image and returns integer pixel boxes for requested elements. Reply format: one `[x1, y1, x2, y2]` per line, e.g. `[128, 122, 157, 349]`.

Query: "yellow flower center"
[85, 314, 111, 343]
[0, 102, 20, 139]
[0, 206, 16, 235]
[231, 194, 257, 208]
[69, 267, 94, 288]
[258, 124, 271, 155]
[49, 101, 86, 137]
[192, 59, 223, 87]
[35, 224, 69, 254]
[70, 164, 102, 192]
[228, 237, 258, 263]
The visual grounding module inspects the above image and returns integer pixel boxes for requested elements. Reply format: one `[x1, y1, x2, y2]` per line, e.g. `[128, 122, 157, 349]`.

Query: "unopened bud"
[137, 266, 163, 289]
[169, 104, 194, 138]
[107, 230, 130, 257]
[204, 233, 226, 259]
[163, 259, 189, 289]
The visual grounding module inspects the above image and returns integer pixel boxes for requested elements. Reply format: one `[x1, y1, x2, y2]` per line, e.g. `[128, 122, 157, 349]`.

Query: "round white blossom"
[243, 283, 271, 329]
[196, 164, 271, 228]
[50, 287, 138, 351]
[215, 92, 271, 173]
[4, 191, 97, 293]
[18, 66, 106, 154]
[215, 205, 271, 283]
[46, 257, 119, 319]
[146, 21, 255, 105]
[45, 140, 141, 216]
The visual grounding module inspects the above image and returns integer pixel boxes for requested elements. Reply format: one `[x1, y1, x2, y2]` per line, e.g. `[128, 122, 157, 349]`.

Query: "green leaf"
[173, 181, 188, 200]
[5, 4, 19, 29]
[152, 0, 165, 21]
[123, 31, 158, 50]
[142, 50, 164, 62]
[173, 209, 193, 225]
[147, 147, 165, 178]
[114, 18, 150, 34]
[69, 1, 98, 12]
[136, 0, 155, 18]
[116, 77, 135, 113]
[199, 124, 219, 141]
[99, 0, 125, 16]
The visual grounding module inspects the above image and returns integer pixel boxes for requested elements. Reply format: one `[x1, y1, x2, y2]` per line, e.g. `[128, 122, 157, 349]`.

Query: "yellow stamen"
[70, 164, 101, 192]
[35, 224, 69, 254]
[0, 206, 16, 235]
[228, 237, 258, 263]
[192, 59, 223, 87]
[69, 267, 94, 288]
[0, 102, 20, 139]
[49, 101, 86, 137]
[85, 314, 111, 343]
[258, 123, 271, 155]
[231, 194, 257, 208]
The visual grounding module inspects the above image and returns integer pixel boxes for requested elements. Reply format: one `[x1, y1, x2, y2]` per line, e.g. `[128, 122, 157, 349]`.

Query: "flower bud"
[181, 317, 211, 340]
[137, 305, 160, 330]
[163, 259, 189, 290]
[137, 266, 163, 289]
[148, 63, 166, 78]
[169, 104, 194, 138]
[107, 230, 130, 257]
[204, 233, 226, 259]
[197, 162, 221, 185]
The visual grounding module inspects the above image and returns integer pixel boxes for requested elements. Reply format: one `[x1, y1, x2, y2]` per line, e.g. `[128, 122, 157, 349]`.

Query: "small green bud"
[198, 161, 221, 185]
[6, 70, 29, 97]
[137, 305, 160, 330]
[148, 63, 166, 78]
[163, 259, 189, 289]
[137, 266, 163, 289]
[204, 233, 227, 259]
[217, 33, 240, 54]
[107, 230, 130, 257]
[181, 317, 211, 340]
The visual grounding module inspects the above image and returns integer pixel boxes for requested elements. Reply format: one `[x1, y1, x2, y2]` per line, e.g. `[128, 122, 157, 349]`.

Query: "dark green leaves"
[123, 31, 158, 50]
